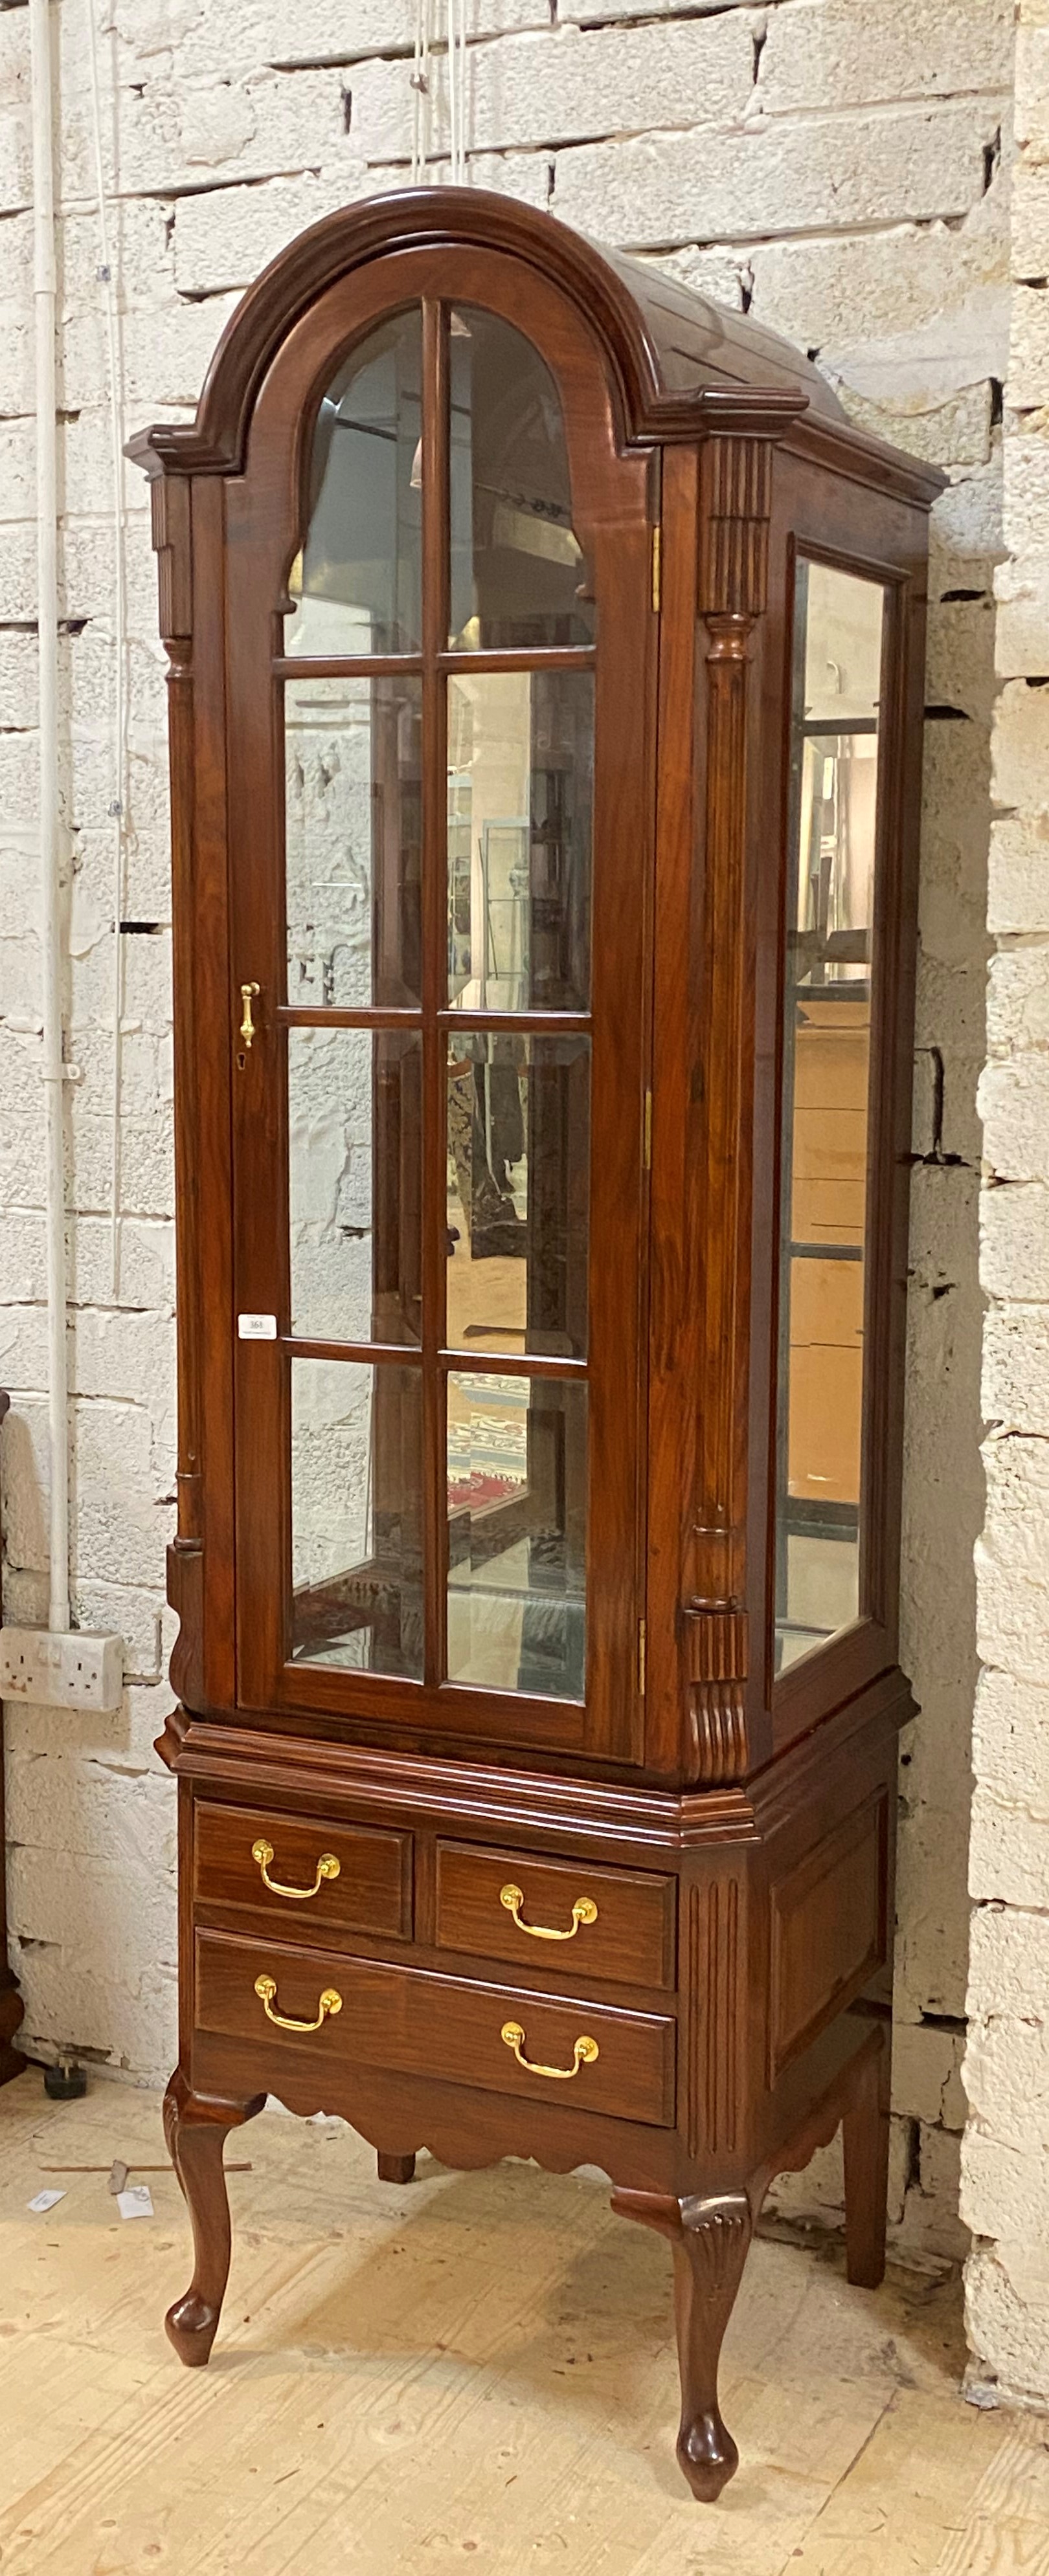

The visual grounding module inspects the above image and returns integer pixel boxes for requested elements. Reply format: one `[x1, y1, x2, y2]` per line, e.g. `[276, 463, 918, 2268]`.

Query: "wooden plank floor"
[0, 2073, 1046, 2574]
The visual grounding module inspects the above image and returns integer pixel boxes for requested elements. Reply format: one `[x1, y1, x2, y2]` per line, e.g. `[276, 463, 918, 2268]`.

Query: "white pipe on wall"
[82, 0, 130, 1305]
[30, 0, 71, 1636]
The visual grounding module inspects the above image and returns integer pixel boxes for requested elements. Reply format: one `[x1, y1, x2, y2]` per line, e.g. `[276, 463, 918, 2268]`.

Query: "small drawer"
[194, 1802, 412, 1943]
[195, 1928, 676, 2128]
[434, 1840, 676, 1989]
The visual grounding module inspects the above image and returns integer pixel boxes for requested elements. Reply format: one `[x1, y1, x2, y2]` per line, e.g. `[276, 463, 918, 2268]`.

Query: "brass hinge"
[643, 1088, 652, 1171]
[651, 523, 662, 614]
[638, 1617, 647, 1697]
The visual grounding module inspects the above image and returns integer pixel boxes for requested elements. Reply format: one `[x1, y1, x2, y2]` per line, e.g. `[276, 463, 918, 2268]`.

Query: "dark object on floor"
[44, 2061, 89, 2101]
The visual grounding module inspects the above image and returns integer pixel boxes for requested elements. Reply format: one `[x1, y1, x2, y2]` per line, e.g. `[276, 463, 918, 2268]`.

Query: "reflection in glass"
[285, 673, 422, 1008]
[446, 1033, 589, 1359]
[775, 561, 885, 1678]
[447, 671, 592, 1012]
[448, 306, 594, 650]
[285, 309, 423, 656]
[291, 1359, 423, 1675]
[289, 1028, 422, 1346]
[447, 1372, 586, 1698]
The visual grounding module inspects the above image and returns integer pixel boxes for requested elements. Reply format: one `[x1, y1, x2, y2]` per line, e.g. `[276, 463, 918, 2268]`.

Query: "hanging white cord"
[411, 0, 433, 181]
[461, 0, 470, 181]
[412, 0, 468, 184]
[448, 0, 468, 183]
[83, 0, 130, 1301]
[448, 0, 459, 183]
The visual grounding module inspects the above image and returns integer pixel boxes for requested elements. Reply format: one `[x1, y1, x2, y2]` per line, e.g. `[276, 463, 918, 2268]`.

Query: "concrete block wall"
[0, 0, 1013, 2286]
[963, 0, 1049, 2411]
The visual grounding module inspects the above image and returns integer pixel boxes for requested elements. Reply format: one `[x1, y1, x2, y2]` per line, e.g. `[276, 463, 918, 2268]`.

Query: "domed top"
[599, 241, 847, 425]
[128, 187, 941, 506]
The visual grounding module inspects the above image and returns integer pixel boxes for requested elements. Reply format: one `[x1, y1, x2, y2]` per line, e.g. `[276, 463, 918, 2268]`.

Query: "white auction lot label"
[238, 1314, 278, 1340]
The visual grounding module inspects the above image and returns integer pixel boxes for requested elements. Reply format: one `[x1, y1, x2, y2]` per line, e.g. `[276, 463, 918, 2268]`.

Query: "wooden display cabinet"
[130, 190, 940, 2501]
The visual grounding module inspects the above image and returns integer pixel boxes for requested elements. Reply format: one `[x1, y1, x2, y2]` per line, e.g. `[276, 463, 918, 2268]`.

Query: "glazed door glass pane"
[447, 1373, 587, 1697]
[448, 306, 594, 650]
[447, 671, 593, 1012]
[273, 300, 599, 1711]
[285, 673, 422, 1009]
[284, 309, 423, 656]
[774, 559, 886, 1677]
[446, 1033, 590, 1360]
[291, 1359, 423, 1676]
[289, 1028, 422, 1346]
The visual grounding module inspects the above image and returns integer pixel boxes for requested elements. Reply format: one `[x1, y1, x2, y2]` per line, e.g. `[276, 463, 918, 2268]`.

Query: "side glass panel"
[447, 670, 593, 1012]
[447, 1373, 587, 1698]
[285, 309, 423, 656]
[289, 1028, 422, 1346]
[291, 1358, 423, 1675]
[774, 560, 886, 1677]
[449, 305, 594, 650]
[446, 1032, 590, 1359]
[285, 672, 422, 1009]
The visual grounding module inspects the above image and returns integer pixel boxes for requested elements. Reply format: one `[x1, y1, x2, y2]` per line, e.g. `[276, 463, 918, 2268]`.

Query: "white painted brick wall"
[0, 0, 1020, 2336]
[962, 0, 1049, 2410]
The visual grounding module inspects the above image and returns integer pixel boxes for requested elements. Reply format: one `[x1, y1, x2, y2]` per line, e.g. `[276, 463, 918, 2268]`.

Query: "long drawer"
[195, 1927, 676, 2128]
[434, 1839, 677, 1989]
[194, 1803, 412, 1944]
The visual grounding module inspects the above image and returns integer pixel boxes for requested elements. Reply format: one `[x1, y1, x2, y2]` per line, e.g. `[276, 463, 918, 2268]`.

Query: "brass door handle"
[251, 1838, 341, 1902]
[254, 1972, 342, 2033]
[239, 981, 260, 1048]
[501, 2020, 598, 2081]
[500, 1882, 598, 1942]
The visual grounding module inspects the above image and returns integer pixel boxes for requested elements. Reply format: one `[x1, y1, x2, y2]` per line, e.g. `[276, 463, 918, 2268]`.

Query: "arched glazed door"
[228, 247, 655, 1762]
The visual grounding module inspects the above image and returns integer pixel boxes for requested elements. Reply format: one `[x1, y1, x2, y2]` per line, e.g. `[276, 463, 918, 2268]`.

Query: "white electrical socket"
[0, 1627, 124, 1713]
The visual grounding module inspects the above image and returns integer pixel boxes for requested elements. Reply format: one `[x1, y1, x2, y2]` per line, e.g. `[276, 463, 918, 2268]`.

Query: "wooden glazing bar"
[438, 1010, 592, 1037]
[273, 655, 424, 680]
[280, 1338, 423, 1367]
[439, 1349, 587, 1382]
[421, 294, 449, 1691]
[438, 647, 596, 674]
[278, 1006, 423, 1029]
[275, 650, 596, 678]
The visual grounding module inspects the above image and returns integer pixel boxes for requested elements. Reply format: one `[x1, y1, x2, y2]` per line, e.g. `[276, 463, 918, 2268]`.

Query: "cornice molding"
[126, 187, 813, 483]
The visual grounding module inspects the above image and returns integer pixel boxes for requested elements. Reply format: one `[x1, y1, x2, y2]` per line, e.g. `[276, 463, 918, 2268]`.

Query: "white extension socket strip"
[0, 1628, 124, 1713]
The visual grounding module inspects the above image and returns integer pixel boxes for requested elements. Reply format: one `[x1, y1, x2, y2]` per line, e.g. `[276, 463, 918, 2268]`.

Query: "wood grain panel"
[194, 1803, 412, 1942]
[769, 1793, 888, 2081]
[195, 1927, 675, 2126]
[434, 1840, 676, 1989]
[684, 1875, 741, 2157]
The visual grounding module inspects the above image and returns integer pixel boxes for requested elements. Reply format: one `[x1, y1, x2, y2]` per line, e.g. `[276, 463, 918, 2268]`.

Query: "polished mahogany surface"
[132, 188, 938, 2503]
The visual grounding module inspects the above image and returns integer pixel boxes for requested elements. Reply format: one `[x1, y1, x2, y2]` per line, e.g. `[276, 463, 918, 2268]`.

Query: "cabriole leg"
[377, 2151, 416, 2185]
[612, 2187, 752, 2502]
[842, 2025, 891, 2290]
[163, 2069, 264, 2366]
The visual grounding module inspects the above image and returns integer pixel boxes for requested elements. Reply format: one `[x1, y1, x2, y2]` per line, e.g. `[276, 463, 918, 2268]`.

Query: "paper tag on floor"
[117, 2184, 153, 2220]
[28, 2188, 65, 2214]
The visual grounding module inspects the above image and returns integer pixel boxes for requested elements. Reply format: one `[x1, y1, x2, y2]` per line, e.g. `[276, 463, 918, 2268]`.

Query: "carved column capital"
[683, 1605, 750, 1782]
[699, 434, 774, 622]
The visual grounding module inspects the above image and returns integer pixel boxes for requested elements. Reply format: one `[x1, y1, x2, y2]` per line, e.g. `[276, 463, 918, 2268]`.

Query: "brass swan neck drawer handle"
[254, 1972, 342, 2034]
[251, 1838, 341, 1902]
[501, 2020, 598, 2082]
[499, 1882, 598, 1942]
